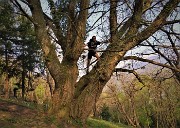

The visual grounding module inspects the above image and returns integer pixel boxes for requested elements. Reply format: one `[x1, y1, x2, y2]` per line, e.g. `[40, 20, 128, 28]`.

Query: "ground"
[0, 98, 129, 128]
[0, 99, 57, 128]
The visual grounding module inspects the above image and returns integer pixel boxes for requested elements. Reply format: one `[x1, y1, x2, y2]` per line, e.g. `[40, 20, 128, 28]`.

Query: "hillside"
[0, 99, 52, 128]
[0, 98, 126, 128]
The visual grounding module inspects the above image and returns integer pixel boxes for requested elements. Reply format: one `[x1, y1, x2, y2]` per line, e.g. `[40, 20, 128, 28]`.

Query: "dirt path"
[0, 99, 57, 128]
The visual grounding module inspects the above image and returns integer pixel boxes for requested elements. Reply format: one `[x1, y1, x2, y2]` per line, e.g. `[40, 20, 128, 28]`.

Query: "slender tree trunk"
[47, 70, 53, 97]
[21, 69, 26, 99]
[93, 93, 98, 118]
[4, 46, 9, 99]
[21, 50, 26, 99]
[4, 75, 9, 99]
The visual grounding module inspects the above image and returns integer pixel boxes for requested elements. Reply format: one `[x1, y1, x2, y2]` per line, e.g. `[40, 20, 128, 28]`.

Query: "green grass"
[87, 118, 132, 128]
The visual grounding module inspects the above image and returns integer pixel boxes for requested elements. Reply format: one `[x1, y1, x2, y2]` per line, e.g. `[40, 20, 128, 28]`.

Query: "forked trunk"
[47, 64, 81, 126]
[49, 83, 104, 127]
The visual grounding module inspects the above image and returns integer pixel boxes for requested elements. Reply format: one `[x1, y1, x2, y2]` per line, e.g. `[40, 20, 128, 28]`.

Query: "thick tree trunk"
[70, 49, 124, 122]
[41, 61, 79, 128]
[71, 82, 105, 122]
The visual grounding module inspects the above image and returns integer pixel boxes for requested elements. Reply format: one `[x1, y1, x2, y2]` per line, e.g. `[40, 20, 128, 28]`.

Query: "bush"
[35, 84, 45, 104]
[100, 104, 111, 121]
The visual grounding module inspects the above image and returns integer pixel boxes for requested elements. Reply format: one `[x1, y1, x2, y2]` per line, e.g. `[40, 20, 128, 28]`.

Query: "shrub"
[100, 104, 111, 121]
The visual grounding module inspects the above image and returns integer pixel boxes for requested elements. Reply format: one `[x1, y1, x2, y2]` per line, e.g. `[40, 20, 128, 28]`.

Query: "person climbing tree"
[86, 36, 101, 73]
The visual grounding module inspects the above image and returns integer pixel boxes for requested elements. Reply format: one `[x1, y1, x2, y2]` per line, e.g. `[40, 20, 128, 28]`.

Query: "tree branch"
[136, 0, 180, 43]
[139, 44, 180, 50]
[167, 34, 179, 66]
[164, 20, 180, 25]
[11, 0, 34, 24]
[146, 39, 175, 67]
[114, 68, 146, 90]
[123, 56, 180, 72]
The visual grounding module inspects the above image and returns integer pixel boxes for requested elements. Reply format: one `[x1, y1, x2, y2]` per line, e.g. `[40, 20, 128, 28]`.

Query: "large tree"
[11, 0, 179, 127]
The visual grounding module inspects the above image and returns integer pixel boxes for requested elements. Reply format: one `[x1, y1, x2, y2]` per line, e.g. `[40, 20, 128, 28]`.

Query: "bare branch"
[11, 0, 34, 24]
[162, 29, 179, 66]
[164, 20, 180, 25]
[136, 0, 180, 43]
[123, 56, 180, 72]
[139, 44, 180, 50]
[146, 39, 175, 67]
[114, 68, 146, 90]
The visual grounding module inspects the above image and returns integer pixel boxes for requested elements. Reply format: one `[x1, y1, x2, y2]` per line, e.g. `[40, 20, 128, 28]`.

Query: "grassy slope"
[87, 118, 131, 128]
[0, 98, 131, 128]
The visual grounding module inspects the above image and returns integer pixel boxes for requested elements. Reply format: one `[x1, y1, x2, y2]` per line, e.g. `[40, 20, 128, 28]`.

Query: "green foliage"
[0, 2, 18, 77]
[0, 1, 15, 31]
[0, 1, 45, 100]
[100, 104, 112, 121]
[35, 84, 45, 103]
[44, 115, 57, 125]
[138, 108, 153, 127]
[6, 118, 18, 124]
[0, 1, 43, 77]
[113, 73, 180, 127]
[110, 109, 119, 123]
[15, 17, 42, 73]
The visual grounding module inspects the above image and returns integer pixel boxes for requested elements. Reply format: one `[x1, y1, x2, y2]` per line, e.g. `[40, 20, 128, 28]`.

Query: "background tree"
[15, 16, 41, 99]
[0, 1, 18, 98]
[103, 70, 179, 127]
[0, 1, 41, 99]
[10, 0, 180, 127]
[100, 103, 112, 121]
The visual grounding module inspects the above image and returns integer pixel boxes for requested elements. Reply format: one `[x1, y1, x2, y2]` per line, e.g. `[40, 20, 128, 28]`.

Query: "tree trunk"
[21, 69, 26, 99]
[93, 93, 98, 118]
[47, 70, 53, 97]
[4, 46, 9, 99]
[47, 63, 79, 126]
[4, 75, 9, 99]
